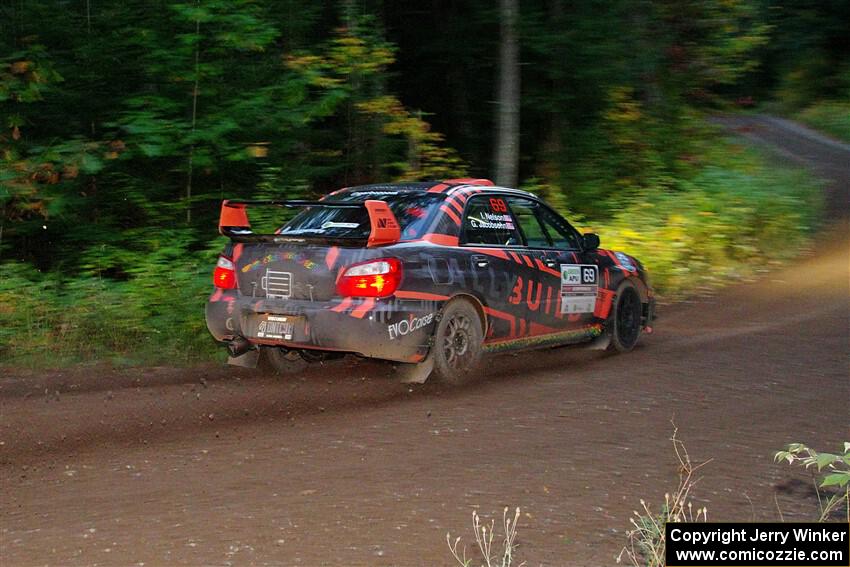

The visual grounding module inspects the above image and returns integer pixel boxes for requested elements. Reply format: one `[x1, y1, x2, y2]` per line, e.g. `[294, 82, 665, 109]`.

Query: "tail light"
[336, 258, 402, 298]
[213, 255, 237, 289]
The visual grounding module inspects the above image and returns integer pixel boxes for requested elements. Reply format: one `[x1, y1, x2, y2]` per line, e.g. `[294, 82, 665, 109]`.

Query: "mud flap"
[394, 352, 435, 384]
[227, 349, 260, 368]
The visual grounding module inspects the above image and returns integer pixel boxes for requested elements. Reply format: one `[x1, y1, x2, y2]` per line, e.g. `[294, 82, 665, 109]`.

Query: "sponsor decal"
[388, 312, 435, 340]
[615, 251, 636, 271]
[321, 221, 360, 229]
[242, 251, 317, 273]
[560, 264, 598, 314]
[468, 211, 515, 230]
[279, 228, 326, 235]
[349, 190, 399, 197]
[376, 216, 398, 229]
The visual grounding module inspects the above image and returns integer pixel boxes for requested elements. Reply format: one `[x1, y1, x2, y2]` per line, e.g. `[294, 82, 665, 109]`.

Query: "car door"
[536, 202, 600, 328]
[459, 194, 536, 342]
[505, 196, 596, 333]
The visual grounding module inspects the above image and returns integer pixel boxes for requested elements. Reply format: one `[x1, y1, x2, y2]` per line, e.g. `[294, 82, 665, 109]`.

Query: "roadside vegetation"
[617, 427, 710, 567]
[775, 442, 850, 522]
[616, 435, 849, 567]
[794, 102, 850, 143]
[0, 0, 843, 368]
[447, 507, 522, 567]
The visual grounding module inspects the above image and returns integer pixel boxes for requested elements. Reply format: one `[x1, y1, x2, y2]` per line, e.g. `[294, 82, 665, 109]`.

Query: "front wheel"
[430, 299, 484, 384]
[607, 281, 643, 353]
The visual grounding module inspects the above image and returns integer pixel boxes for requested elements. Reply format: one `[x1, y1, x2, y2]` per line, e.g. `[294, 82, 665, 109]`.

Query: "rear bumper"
[205, 291, 442, 363]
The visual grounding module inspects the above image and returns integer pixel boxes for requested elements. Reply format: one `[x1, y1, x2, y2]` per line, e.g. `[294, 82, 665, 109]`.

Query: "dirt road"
[1, 116, 848, 566]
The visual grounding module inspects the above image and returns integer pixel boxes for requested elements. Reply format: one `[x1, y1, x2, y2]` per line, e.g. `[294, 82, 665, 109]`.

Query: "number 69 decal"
[489, 198, 507, 212]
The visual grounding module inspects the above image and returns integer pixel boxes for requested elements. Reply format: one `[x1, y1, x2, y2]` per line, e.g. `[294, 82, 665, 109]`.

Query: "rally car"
[205, 178, 655, 383]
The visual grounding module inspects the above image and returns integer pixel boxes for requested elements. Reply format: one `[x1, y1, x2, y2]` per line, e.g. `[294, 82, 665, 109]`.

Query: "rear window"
[278, 191, 442, 240]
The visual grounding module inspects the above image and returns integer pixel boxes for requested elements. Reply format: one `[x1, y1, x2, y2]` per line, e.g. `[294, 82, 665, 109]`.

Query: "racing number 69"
[490, 198, 507, 212]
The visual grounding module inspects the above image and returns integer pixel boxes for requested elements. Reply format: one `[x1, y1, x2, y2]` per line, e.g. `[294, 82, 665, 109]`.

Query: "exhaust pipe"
[226, 336, 253, 357]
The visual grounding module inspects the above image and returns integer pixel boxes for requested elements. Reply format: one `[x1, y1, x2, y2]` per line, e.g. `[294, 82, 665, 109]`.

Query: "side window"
[462, 196, 522, 246]
[536, 205, 582, 250]
[506, 197, 552, 248]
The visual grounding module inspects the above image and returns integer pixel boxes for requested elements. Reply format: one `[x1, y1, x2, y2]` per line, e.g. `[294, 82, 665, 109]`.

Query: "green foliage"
[0, 232, 221, 366]
[594, 140, 822, 296]
[286, 19, 467, 182]
[776, 442, 850, 521]
[794, 102, 850, 143]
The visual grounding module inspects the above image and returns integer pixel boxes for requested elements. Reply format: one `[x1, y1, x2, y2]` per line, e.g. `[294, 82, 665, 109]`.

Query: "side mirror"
[582, 232, 600, 251]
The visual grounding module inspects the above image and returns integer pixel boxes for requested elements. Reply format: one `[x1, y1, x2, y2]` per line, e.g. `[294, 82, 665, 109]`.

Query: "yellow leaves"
[313, 76, 343, 88]
[328, 33, 395, 74]
[105, 140, 125, 160]
[286, 27, 395, 82]
[621, 228, 642, 241]
[357, 95, 466, 181]
[667, 213, 687, 226]
[605, 86, 643, 124]
[247, 142, 269, 158]
[62, 165, 79, 179]
[285, 54, 322, 70]
[603, 87, 650, 152]
[10, 60, 32, 75]
[356, 97, 435, 145]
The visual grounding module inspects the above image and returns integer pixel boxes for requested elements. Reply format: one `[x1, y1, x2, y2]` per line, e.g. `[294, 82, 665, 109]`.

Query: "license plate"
[256, 314, 297, 340]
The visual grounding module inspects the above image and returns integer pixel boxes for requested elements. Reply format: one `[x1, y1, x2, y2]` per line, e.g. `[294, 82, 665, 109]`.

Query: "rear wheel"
[263, 347, 309, 374]
[430, 299, 484, 384]
[607, 282, 642, 353]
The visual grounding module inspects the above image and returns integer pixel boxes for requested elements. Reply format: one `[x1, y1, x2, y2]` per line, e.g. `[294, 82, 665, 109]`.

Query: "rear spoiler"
[219, 199, 401, 248]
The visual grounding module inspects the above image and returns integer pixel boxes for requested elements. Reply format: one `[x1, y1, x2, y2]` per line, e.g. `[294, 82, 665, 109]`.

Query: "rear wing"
[219, 199, 401, 248]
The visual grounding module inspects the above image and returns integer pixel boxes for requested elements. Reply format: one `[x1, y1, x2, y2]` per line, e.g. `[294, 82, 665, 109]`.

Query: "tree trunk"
[493, 0, 520, 187]
[186, 13, 200, 224]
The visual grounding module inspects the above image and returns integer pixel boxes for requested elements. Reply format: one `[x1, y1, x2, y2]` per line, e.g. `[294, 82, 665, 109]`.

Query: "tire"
[607, 281, 643, 353]
[263, 346, 309, 375]
[430, 299, 484, 384]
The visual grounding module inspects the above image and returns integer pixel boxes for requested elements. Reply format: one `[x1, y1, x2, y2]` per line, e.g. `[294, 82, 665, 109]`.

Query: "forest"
[1, 0, 847, 365]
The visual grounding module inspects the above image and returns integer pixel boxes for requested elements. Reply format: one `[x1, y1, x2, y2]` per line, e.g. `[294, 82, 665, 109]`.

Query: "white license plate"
[256, 314, 296, 340]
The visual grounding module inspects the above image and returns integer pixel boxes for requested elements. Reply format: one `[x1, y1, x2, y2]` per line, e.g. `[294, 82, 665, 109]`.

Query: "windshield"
[278, 191, 443, 240]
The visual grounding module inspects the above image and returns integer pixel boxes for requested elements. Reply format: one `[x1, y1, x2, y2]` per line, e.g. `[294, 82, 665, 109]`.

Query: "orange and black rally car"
[205, 179, 655, 383]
